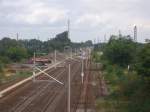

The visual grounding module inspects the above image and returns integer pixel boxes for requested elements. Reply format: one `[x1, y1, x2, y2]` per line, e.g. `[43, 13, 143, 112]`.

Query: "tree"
[136, 43, 150, 77]
[103, 36, 136, 67]
[7, 46, 28, 62]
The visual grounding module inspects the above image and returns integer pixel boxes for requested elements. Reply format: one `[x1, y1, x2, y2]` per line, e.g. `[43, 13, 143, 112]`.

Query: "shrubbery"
[94, 35, 150, 112]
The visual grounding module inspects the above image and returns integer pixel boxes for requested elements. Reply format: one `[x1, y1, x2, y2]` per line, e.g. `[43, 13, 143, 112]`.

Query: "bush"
[0, 60, 4, 73]
[136, 43, 150, 77]
[103, 36, 136, 67]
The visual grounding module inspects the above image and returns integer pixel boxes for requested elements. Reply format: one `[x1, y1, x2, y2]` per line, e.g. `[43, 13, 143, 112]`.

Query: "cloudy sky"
[0, 0, 149, 42]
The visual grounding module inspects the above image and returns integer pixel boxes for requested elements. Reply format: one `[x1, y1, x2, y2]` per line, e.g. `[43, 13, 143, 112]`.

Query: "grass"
[96, 97, 118, 112]
[96, 97, 129, 112]
[0, 71, 32, 84]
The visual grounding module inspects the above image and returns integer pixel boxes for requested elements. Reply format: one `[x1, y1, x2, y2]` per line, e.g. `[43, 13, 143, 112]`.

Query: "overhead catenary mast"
[68, 19, 70, 40]
[67, 19, 71, 112]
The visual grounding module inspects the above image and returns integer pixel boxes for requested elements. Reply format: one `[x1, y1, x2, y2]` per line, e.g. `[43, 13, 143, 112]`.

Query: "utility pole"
[38, 35, 41, 52]
[33, 52, 36, 82]
[67, 19, 72, 59]
[67, 21, 71, 112]
[68, 19, 70, 39]
[81, 52, 84, 84]
[70, 48, 72, 59]
[54, 50, 56, 68]
[81, 60, 84, 84]
[68, 64, 71, 112]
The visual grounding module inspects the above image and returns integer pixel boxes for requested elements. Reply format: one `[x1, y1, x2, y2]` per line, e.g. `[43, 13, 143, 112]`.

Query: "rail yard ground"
[0, 56, 106, 112]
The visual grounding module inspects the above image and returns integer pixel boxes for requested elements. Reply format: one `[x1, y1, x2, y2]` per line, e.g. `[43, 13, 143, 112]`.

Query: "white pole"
[71, 48, 72, 58]
[68, 20, 71, 112]
[68, 64, 71, 112]
[68, 20, 72, 59]
[86, 59, 88, 69]
[33, 52, 36, 82]
[68, 19, 70, 39]
[54, 50, 56, 68]
[75, 48, 76, 56]
[81, 58, 84, 84]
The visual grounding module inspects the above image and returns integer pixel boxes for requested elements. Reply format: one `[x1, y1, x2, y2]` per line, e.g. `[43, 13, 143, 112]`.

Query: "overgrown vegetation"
[93, 35, 150, 112]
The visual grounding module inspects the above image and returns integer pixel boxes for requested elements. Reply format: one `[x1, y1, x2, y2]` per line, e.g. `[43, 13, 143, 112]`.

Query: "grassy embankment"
[92, 51, 143, 112]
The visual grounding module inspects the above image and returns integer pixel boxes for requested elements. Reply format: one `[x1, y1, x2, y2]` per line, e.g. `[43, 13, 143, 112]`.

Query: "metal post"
[86, 59, 87, 70]
[71, 48, 72, 58]
[54, 50, 56, 68]
[33, 52, 36, 82]
[68, 64, 71, 112]
[64, 47, 66, 59]
[68, 20, 72, 59]
[68, 19, 70, 39]
[81, 58, 84, 84]
[75, 48, 77, 56]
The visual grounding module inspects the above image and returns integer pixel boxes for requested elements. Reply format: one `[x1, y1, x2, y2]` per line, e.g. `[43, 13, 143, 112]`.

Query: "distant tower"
[134, 26, 137, 42]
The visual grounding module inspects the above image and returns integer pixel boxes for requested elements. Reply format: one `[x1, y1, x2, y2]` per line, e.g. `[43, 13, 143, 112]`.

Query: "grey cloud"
[0, 0, 149, 42]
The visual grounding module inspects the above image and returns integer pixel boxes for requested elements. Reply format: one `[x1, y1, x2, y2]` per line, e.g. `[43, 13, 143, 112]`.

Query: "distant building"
[134, 26, 137, 42]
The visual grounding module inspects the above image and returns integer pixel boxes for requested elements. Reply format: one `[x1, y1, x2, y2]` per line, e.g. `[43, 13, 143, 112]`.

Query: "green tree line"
[0, 31, 92, 73]
[94, 35, 150, 112]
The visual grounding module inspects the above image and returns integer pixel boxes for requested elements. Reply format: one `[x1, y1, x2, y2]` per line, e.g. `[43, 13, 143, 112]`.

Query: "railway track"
[11, 68, 65, 112]
[54, 61, 82, 112]
[0, 66, 64, 112]
[75, 59, 96, 112]
[0, 58, 83, 112]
